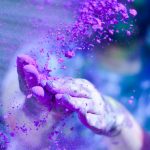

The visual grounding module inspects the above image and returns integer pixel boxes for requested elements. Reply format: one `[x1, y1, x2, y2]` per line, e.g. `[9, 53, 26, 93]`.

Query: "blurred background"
[0, 0, 150, 149]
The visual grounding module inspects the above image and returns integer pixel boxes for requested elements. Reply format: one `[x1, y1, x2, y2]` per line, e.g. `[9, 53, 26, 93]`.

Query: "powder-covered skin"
[16, 54, 124, 138]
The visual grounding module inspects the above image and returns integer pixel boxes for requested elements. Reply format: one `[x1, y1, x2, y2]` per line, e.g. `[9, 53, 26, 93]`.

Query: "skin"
[2, 54, 143, 150]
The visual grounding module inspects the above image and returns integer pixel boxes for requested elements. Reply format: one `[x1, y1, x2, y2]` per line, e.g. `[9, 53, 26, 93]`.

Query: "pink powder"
[65, 50, 75, 58]
[129, 9, 137, 17]
[57, 0, 137, 58]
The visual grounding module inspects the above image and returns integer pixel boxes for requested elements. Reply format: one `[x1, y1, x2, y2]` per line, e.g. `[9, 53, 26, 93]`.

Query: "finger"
[55, 94, 92, 113]
[45, 78, 90, 98]
[55, 94, 109, 135]
[17, 54, 37, 93]
[78, 112, 109, 136]
[23, 65, 40, 89]
[31, 86, 53, 108]
[55, 94, 104, 115]
[32, 86, 45, 99]
[85, 113, 107, 130]
[75, 79, 101, 98]
[17, 54, 36, 76]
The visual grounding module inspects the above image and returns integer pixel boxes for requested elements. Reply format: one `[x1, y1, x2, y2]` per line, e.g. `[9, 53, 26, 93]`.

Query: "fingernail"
[32, 86, 45, 98]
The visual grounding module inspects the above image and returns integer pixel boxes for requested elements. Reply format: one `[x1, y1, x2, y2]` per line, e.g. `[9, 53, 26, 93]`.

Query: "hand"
[17, 54, 123, 137]
[46, 78, 122, 136]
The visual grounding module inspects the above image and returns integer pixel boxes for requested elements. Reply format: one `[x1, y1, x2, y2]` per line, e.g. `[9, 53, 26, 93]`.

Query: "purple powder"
[129, 9, 137, 16]
[53, 0, 137, 60]
[65, 50, 75, 58]
[32, 0, 137, 71]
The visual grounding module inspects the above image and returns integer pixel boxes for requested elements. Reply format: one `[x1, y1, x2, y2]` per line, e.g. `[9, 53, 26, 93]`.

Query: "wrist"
[101, 96, 124, 137]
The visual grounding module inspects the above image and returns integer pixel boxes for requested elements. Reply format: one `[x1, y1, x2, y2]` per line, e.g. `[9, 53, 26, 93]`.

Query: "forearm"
[104, 96, 143, 150]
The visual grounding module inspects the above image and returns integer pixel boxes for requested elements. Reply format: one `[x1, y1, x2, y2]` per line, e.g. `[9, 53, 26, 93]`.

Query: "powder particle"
[129, 9, 137, 17]
[65, 50, 75, 58]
